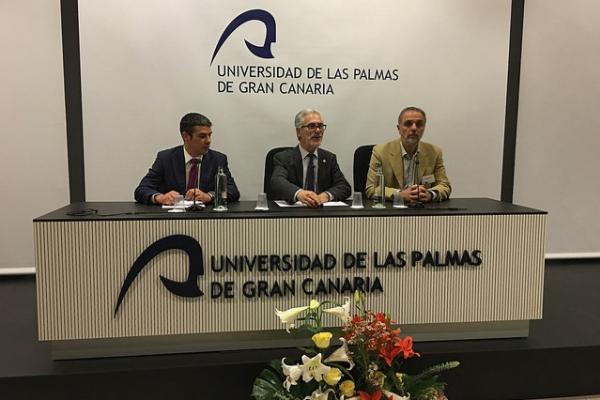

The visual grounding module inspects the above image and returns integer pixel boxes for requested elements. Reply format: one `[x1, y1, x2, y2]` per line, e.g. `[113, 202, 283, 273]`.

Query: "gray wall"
[515, 0, 600, 257]
[0, 0, 69, 272]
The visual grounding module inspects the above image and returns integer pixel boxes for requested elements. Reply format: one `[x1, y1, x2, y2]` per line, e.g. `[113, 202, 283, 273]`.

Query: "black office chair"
[353, 144, 375, 194]
[263, 146, 293, 199]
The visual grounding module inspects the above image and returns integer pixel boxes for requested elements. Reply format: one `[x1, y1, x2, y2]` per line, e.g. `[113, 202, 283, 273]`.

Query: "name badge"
[422, 174, 435, 184]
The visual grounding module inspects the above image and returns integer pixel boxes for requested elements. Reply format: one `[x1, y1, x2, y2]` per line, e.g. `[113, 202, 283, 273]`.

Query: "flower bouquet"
[251, 292, 458, 400]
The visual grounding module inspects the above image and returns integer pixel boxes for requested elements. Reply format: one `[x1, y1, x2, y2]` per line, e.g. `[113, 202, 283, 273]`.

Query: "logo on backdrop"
[114, 235, 204, 315]
[210, 9, 400, 95]
[210, 9, 276, 65]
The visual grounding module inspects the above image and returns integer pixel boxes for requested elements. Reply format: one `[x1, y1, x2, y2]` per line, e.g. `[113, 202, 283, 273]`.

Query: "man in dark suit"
[134, 113, 240, 205]
[269, 109, 351, 207]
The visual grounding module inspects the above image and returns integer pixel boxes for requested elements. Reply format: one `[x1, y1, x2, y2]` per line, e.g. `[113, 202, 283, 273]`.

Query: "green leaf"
[251, 368, 282, 400]
[298, 346, 318, 355]
[251, 368, 306, 400]
[415, 361, 460, 379]
[288, 379, 319, 398]
[268, 359, 284, 376]
[402, 373, 448, 400]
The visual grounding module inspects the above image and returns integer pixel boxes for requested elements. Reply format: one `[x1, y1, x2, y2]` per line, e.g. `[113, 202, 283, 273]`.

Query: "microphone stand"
[409, 151, 424, 208]
[187, 159, 205, 212]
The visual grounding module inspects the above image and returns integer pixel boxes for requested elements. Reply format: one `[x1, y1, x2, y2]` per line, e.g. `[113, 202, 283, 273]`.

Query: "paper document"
[323, 201, 349, 207]
[274, 200, 348, 208]
[162, 201, 205, 209]
[274, 200, 305, 208]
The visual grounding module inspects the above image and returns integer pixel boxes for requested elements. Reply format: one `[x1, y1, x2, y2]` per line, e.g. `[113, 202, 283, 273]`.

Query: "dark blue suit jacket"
[269, 146, 351, 203]
[134, 145, 240, 205]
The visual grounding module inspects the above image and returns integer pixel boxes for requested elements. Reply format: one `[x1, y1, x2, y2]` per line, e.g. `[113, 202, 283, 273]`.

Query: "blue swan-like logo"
[210, 9, 276, 65]
[114, 235, 204, 315]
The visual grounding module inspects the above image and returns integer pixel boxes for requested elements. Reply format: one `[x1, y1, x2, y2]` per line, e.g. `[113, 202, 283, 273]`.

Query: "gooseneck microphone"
[409, 151, 424, 209]
[187, 158, 205, 212]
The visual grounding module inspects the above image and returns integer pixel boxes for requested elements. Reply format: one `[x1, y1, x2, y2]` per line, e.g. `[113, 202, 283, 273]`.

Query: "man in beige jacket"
[365, 106, 451, 204]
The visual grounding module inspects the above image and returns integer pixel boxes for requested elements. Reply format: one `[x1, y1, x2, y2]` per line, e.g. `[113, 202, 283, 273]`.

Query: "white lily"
[303, 388, 335, 400]
[324, 338, 354, 370]
[309, 299, 320, 309]
[275, 305, 309, 332]
[322, 297, 351, 322]
[281, 357, 303, 391]
[301, 353, 331, 382]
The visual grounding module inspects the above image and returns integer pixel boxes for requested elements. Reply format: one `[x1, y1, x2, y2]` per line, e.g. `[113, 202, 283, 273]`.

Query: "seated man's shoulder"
[282, 147, 297, 155]
[374, 138, 400, 153]
[207, 148, 228, 159]
[317, 147, 336, 158]
[419, 141, 443, 154]
[273, 147, 297, 160]
[157, 145, 183, 158]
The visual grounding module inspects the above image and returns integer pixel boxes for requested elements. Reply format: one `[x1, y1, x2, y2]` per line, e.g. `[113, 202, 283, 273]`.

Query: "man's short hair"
[180, 113, 212, 134]
[398, 106, 427, 124]
[294, 108, 321, 129]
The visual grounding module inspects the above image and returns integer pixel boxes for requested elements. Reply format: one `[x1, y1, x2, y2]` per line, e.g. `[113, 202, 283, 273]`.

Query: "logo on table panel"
[210, 9, 276, 65]
[114, 235, 204, 315]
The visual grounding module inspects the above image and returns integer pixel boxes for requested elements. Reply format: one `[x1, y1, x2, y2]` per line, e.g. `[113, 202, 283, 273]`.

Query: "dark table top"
[34, 198, 546, 222]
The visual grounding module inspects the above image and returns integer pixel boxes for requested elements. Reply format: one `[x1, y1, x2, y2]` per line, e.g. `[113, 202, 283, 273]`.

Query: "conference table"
[33, 198, 546, 359]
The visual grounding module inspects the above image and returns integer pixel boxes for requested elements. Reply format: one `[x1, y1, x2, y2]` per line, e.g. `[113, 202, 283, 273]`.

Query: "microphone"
[409, 151, 424, 209]
[187, 158, 205, 212]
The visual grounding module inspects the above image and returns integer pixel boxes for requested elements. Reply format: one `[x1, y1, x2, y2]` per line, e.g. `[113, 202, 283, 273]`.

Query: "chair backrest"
[353, 144, 375, 194]
[263, 146, 294, 198]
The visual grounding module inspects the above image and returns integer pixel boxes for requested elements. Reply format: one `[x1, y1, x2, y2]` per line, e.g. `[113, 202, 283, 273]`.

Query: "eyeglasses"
[402, 120, 425, 128]
[301, 123, 327, 131]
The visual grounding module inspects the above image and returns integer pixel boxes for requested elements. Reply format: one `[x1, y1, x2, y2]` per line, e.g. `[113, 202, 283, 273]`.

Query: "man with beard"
[365, 106, 450, 204]
[269, 109, 351, 207]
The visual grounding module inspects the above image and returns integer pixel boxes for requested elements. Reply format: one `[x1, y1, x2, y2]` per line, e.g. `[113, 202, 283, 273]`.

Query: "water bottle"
[214, 166, 228, 211]
[372, 167, 386, 209]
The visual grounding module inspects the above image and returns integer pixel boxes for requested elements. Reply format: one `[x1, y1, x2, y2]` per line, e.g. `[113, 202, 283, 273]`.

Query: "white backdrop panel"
[0, 0, 68, 271]
[80, 0, 511, 202]
[515, 0, 600, 255]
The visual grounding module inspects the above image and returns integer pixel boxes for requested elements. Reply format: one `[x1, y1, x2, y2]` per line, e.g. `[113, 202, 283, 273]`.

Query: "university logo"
[210, 9, 276, 65]
[114, 235, 204, 315]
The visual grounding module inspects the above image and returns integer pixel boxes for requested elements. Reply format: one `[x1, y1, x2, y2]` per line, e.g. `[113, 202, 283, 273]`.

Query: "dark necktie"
[304, 153, 316, 191]
[186, 158, 201, 191]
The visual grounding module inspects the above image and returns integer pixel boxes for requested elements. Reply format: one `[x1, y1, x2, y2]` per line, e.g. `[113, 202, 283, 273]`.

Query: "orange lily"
[379, 342, 402, 366]
[397, 336, 420, 359]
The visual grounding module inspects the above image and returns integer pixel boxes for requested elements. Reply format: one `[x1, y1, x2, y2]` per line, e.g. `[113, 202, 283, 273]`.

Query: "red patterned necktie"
[186, 158, 201, 191]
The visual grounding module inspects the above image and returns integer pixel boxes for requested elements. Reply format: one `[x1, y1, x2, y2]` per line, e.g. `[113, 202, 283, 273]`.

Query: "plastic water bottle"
[214, 166, 228, 211]
[372, 167, 386, 209]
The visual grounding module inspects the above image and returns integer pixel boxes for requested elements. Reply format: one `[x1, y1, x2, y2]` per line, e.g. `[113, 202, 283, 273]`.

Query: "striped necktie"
[186, 158, 201, 191]
[304, 153, 316, 191]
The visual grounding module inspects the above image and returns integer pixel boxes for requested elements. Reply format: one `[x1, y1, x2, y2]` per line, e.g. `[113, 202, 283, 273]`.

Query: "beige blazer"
[365, 139, 451, 201]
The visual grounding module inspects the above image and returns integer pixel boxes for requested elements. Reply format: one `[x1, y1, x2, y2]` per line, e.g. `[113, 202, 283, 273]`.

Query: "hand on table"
[155, 191, 181, 205]
[401, 185, 432, 204]
[185, 188, 213, 204]
[297, 190, 322, 208]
